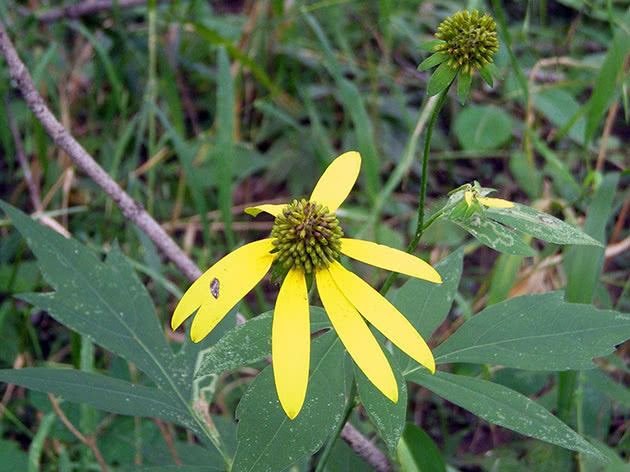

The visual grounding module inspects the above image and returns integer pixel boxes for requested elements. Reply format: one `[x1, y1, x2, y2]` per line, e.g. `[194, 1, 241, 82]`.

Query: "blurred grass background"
[0, 0, 629, 470]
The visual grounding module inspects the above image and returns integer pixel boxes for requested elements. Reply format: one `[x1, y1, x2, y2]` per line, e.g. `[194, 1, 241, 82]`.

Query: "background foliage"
[0, 0, 629, 471]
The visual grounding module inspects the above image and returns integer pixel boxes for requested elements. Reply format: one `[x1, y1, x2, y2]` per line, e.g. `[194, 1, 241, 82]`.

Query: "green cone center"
[271, 199, 343, 274]
[435, 10, 499, 74]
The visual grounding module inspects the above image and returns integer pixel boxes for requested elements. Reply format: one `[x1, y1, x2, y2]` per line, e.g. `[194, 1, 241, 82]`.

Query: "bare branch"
[0, 23, 202, 282]
[341, 422, 391, 472]
[48, 394, 110, 472]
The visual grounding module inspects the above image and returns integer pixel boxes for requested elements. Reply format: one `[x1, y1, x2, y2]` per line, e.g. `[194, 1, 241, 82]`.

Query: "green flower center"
[434, 10, 499, 75]
[271, 199, 343, 274]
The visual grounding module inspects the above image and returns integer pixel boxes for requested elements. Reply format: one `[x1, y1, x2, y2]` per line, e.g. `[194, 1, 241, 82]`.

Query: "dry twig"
[48, 394, 110, 472]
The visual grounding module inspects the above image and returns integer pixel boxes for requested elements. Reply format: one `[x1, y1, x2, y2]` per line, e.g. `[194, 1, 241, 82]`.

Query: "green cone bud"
[434, 10, 499, 74]
[271, 199, 343, 274]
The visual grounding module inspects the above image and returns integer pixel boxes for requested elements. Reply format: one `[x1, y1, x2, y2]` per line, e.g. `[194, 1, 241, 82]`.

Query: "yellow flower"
[171, 151, 442, 419]
[464, 190, 514, 209]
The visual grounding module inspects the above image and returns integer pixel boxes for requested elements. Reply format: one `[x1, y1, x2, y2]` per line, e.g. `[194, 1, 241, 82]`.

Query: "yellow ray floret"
[272, 268, 310, 419]
[244, 204, 285, 218]
[309, 151, 361, 213]
[172, 239, 275, 340]
[328, 262, 435, 373]
[339, 238, 442, 284]
[316, 268, 398, 402]
[464, 190, 514, 209]
[477, 197, 514, 208]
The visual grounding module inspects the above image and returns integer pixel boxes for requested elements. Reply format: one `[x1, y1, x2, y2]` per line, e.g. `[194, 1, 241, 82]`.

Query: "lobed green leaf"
[408, 370, 602, 457]
[432, 292, 630, 371]
[486, 203, 602, 246]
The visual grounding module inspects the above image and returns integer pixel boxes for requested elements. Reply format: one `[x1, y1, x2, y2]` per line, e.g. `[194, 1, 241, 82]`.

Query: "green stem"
[380, 87, 450, 296]
[314, 380, 357, 472]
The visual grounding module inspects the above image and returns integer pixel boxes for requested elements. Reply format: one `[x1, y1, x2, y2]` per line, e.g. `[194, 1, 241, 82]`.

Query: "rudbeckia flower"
[171, 151, 442, 419]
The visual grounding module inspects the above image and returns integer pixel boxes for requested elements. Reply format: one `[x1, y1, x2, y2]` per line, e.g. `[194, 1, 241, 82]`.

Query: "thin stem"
[315, 380, 358, 472]
[380, 87, 450, 296]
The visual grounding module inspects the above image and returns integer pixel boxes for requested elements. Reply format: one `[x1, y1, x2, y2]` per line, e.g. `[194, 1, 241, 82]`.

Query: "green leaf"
[354, 346, 406, 456]
[478, 65, 494, 86]
[194, 307, 330, 379]
[486, 62, 504, 80]
[584, 369, 630, 408]
[0, 368, 191, 427]
[391, 249, 463, 373]
[486, 203, 602, 246]
[232, 332, 352, 472]
[532, 89, 585, 145]
[509, 150, 541, 199]
[396, 423, 446, 472]
[526, 129, 581, 201]
[449, 215, 537, 257]
[419, 39, 444, 51]
[215, 46, 236, 248]
[454, 105, 513, 150]
[585, 8, 630, 143]
[486, 253, 523, 306]
[427, 62, 457, 96]
[0, 202, 177, 396]
[565, 173, 619, 304]
[417, 53, 447, 71]
[408, 370, 602, 457]
[432, 292, 630, 370]
[457, 72, 472, 105]
[0, 441, 28, 472]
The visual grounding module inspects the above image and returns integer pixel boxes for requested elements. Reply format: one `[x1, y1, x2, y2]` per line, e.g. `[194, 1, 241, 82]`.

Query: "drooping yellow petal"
[272, 268, 310, 420]
[328, 262, 435, 374]
[478, 197, 514, 208]
[464, 191, 473, 207]
[172, 239, 274, 338]
[340, 238, 442, 284]
[309, 151, 361, 212]
[244, 204, 286, 218]
[316, 268, 398, 402]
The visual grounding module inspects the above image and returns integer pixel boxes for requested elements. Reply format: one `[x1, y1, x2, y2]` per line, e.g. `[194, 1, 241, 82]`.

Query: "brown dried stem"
[340, 422, 391, 472]
[48, 394, 110, 472]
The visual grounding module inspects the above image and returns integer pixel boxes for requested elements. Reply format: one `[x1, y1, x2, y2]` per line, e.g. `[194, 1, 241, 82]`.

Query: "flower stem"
[314, 380, 358, 472]
[380, 86, 451, 296]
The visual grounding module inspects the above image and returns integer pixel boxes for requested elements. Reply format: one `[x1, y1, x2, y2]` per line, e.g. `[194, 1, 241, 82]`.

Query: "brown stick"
[341, 423, 391, 472]
[48, 394, 110, 472]
[0, 23, 202, 282]
[22, 0, 173, 23]
[153, 419, 182, 466]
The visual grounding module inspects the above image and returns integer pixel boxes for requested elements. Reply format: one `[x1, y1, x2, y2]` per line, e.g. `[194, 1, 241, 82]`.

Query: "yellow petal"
[172, 239, 274, 339]
[478, 197, 514, 208]
[316, 268, 398, 402]
[244, 204, 286, 218]
[340, 238, 442, 284]
[309, 151, 361, 212]
[328, 262, 435, 374]
[272, 268, 310, 420]
[464, 191, 473, 207]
